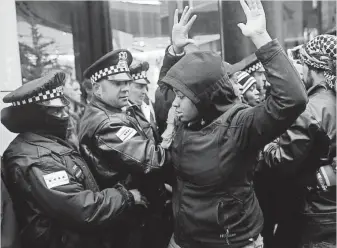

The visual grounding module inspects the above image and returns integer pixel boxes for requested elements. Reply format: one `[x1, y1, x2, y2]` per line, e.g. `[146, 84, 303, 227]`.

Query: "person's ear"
[93, 83, 102, 97]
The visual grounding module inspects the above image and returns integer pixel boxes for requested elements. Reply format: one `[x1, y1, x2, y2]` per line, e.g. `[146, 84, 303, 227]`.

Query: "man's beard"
[304, 70, 314, 90]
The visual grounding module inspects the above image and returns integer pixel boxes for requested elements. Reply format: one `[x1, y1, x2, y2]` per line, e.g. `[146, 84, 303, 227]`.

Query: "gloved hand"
[161, 106, 178, 149]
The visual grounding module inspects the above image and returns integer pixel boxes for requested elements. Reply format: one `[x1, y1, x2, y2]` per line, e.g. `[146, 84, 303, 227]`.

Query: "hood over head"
[161, 51, 237, 123]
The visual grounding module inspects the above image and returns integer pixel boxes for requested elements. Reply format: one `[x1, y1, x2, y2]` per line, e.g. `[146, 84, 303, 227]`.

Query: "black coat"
[160, 40, 307, 248]
[2, 133, 135, 248]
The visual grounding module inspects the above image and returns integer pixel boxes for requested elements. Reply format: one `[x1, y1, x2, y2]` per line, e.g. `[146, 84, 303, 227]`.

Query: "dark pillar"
[220, 1, 255, 63]
[220, 1, 284, 64]
[71, 1, 112, 81]
[168, 1, 178, 43]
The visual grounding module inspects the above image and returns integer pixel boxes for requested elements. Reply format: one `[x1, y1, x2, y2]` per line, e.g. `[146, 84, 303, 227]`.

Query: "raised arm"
[232, 0, 307, 150]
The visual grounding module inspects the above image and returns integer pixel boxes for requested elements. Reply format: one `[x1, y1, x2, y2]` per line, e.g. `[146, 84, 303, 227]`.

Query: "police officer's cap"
[3, 71, 69, 108]
[130, 61, 150, 85]
[84, 49, 133, 84]
[231, 53, 265, 75]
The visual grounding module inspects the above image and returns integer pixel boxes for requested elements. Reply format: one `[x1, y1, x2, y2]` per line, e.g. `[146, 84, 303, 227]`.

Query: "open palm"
[238, 0, 266, 38]
[172, 6, 197, 53]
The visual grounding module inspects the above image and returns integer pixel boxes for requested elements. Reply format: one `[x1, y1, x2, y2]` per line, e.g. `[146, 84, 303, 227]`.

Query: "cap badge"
[117, 51, 128, 70]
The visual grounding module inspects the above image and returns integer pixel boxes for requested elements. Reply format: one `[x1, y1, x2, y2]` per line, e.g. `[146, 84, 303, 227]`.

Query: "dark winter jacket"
[2, 132, 135, 248]
[263, 83, 336, 243]
[78, 96, 171, 248]
[1, 174, 21, 248]
[78, 95, 167, 190]
[160, 39, 307, 248]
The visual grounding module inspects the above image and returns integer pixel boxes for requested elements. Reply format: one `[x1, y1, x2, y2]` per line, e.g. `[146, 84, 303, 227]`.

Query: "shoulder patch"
[43, 170, 70, 189]
[116, 126, 137, 142]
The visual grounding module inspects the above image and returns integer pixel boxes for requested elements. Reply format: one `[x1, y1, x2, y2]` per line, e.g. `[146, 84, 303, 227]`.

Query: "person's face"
[129, 82, 147, 106]
[98, 79, 131, 108]
[252, 71, 267, 101]
[172, 90, 199, 123]
[302, 63, 314, 90]
[243, 83, 260, 107]
[230, 73, 243, 101]
[293, 62, 304, 81]
[45, 106, 69, 119]
[64, 80, 82, 103]
[71, 81, 82, 103]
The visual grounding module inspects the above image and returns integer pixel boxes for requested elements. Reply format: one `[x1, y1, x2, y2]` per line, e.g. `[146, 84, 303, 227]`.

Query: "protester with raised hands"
[158, 0, 307, 247]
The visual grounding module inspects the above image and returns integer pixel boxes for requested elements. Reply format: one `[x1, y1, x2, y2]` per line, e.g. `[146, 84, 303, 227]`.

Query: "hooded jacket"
[1, 106, 136, 248]
[160, 40, 307, 248]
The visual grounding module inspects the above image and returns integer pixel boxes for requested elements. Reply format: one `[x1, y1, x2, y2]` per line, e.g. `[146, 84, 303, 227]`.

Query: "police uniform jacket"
[78, 95, 167, 190]
[2, 132, 135, 248]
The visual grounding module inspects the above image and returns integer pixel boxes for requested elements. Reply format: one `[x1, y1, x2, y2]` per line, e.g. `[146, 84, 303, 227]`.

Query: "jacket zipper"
[175, 127, 185, 239]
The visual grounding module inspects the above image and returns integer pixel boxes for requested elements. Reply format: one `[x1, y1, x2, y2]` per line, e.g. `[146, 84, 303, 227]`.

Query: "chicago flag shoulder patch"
[116, 126, 137, 142]
[43, 170, 70, 189]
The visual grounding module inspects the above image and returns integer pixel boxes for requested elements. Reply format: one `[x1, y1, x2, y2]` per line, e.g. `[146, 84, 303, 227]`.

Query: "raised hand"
[238, 0, 271, 49]
[172, 6, 197, 54]
[238, 0, 266, 38]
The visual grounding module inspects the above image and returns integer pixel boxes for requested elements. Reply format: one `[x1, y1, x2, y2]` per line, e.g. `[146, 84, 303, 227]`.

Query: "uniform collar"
[21, 132, 74, 155]
[91, 94, 122, 114]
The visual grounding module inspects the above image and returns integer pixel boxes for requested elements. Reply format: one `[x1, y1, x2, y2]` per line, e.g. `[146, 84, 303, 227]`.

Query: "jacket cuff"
[115, 183, 135, 207]
[255, 39, 283, 64]
[163, 45, 185, 65]
[168, 45, 185, 56]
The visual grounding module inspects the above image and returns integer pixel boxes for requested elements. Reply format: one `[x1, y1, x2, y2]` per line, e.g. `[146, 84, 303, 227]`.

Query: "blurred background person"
[82, 78, 94, 104]
[129, 61, 158, 135]
[63, 76, 85, 149]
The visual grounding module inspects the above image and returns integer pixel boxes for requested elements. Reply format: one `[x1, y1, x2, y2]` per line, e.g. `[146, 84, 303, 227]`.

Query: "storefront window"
[282, 0, 336, 51]
[16, 3, 75, 84]
[15, 0, 334, 99]
[15, 0, 222, 102]
[109, 0, 222, 100]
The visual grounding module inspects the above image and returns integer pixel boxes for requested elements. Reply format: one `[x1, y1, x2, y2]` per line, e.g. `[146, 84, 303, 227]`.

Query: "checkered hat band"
[90, 65, 130, 83]
[132, 72, 147, 80]
[11, 86, 64, 107]
[244, 62, 263, 74]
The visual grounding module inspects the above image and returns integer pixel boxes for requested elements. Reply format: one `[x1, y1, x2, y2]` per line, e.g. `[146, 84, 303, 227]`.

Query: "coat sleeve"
[26, 162, 135, 229]
[263, 109, 319, 177]
[231, 39, 307, 151]
[95, 115, 167, 174]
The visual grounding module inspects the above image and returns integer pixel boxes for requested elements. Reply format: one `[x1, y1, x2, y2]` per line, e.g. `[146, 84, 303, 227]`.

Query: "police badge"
[117, 51, 128, 70]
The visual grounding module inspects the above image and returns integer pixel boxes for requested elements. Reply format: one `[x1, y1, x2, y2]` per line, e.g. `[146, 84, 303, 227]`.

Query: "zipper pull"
[224, 228, 230, 244]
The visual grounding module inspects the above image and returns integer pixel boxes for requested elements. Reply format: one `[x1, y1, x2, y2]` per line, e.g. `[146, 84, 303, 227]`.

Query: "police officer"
[128, 61, 173, 248]
[1, 71, 146, 248]
[129, 61, 159, 141]
[78, 50, 169, 248]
